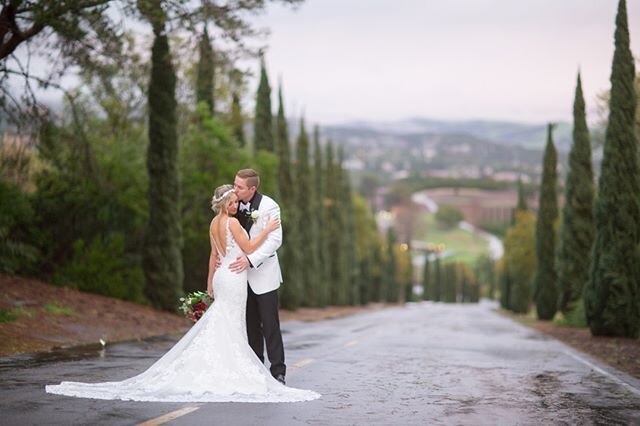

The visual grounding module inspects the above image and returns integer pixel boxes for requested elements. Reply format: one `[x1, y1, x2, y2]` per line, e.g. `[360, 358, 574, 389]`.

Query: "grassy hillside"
[414, 213, 490, 264]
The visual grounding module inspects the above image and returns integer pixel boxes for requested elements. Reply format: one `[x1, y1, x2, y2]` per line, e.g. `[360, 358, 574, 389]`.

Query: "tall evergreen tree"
[196, 27, 214, 115]
[517, 178, 528, 211]
[504, 210, 537, 313]
[142, 10, 183, 311]
[461, 270, 468, 303]
[370, 242, 384, 302]
[422, 254, 430, 301]
[585, 0, 640, 337]
[253, 56, 273, 152]
[533, 124, 559, 320]
[445, 262, 457, 303]
[432, 256, 442, 302]
[359, 247, 373, 305]
[274, 85, 300, 309]
[295, 118, 322, 306]
[313, 126, 329, 306]
[499, 266, 511, 310]
[325, 142, 347, 304]
[510, 178, 528, 226]
[230, 92, 245, 147]
[338, 146, 360, 305]
[557, 73, 595, 315]
[383, 227, 397, 302]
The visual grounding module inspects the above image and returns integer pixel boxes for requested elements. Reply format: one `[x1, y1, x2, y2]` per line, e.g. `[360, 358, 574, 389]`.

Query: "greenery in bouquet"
[179, 291, 213, 322]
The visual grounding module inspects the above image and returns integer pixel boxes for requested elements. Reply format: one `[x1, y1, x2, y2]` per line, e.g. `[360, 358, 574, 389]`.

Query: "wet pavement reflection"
[1, 300, 640, 425]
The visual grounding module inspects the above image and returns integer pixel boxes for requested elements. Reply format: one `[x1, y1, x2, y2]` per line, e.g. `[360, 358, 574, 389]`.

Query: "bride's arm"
[207, 223, 218, 297]
[229, 217, 280, 254]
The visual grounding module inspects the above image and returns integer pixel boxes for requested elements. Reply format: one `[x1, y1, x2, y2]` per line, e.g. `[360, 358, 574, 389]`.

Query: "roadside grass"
[552, 300, 588, 328]
[0, 309, 16, 323]
[44, 301, 75, 316]
[0, 307, 36, 323]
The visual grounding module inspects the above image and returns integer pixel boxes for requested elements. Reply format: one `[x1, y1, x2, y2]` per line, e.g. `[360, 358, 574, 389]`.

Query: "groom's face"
[234, 176, 256, 203]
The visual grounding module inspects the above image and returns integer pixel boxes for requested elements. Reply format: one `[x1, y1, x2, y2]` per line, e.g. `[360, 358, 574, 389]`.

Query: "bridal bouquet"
[179, 291, 213, 322]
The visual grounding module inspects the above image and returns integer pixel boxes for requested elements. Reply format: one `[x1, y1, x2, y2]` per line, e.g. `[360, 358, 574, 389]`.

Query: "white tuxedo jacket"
[246, 194, 283, 294]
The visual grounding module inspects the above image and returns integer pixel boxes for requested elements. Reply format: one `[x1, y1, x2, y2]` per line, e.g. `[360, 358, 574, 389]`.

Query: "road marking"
[344, 339, 359, 347]
[136, 406, 201, 426]
[563, 350, 640, 397]
[289, 358, 314, 371]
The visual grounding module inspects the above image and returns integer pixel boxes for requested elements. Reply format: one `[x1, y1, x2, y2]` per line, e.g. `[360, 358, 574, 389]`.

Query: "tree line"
[0, 0, 415, 312]
[500, 0, 640, 338]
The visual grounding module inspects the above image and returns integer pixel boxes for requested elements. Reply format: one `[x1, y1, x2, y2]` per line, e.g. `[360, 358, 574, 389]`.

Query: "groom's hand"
[229, 255, 250, 273]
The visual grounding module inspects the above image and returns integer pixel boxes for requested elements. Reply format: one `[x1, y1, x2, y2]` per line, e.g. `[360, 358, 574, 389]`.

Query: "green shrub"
[0, 309, 17, 323]
[43, 301, 75, 316]
[554, 298, 588, 328]
[435, 205, 465, 229]
[0, 180, 40, 274]
[53, 233, 146, 303]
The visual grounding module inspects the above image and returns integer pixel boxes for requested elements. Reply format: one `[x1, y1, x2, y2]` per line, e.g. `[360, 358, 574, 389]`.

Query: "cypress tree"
[422, 254, 430, 301]
[533, 124, 559, 320]
[295, 118, 322, 306]
[404, 244, 414, 302]
[585, 0, 640, 337]
[461, 271, 468, 303]
[230, 92, 245, 147]
[325, 142, 347, 304]
[517, 178, 528, 211]
[504, 210, 537, 313]
[500, 266, 511, 310]
[432, 256, 442, 302]
[383, 227, 397, 302]
[370, 242, 384, 302]
[313, 127, 329, 306]
[196, 27, 214, 114]
[510, 178, 528, 226]
[557, 73, 595, 315]
[142, 15, 183, 310]
[274, 85, 300, 309]
[253, 56, 274, 152]
[359, 247, 373, 305]
[338, 146, 360, 305]
[445, 262, 457, 303]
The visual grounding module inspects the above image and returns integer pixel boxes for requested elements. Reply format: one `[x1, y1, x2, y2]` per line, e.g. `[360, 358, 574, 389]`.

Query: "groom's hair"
[236, 168, 260, 189]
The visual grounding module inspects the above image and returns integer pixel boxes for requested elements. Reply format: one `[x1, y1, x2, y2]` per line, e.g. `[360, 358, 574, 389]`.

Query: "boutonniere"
[247, 208, 260, 224]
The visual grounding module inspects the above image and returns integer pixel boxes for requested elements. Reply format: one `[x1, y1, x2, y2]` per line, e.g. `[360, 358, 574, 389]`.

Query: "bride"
[45, 184, 320, 403]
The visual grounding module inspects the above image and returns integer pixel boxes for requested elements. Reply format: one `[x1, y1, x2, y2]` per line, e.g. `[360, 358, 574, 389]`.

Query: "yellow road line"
[136, 359, 315, 425]
[288, 358, 314, 371]
[136, 406, 201, 426]
[344, 339, 359, 347]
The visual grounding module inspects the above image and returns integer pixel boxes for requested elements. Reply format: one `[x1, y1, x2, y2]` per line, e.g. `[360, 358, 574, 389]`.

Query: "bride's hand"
[207, 285, 213, 298]
[264, 215, 280, 232]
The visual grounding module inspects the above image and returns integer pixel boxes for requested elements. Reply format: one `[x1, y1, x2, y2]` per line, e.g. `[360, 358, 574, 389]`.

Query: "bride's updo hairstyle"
[211, 184, 235, 214]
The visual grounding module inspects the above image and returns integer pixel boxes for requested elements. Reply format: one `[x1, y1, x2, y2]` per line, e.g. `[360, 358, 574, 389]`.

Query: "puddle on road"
[0, 334, 182, 372]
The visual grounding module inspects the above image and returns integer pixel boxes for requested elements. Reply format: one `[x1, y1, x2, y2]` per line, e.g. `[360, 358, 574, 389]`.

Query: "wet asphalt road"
[2, 300, 640, 426]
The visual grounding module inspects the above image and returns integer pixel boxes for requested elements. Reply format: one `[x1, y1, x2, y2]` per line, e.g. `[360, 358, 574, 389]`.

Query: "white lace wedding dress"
[45, 220, 320, 403]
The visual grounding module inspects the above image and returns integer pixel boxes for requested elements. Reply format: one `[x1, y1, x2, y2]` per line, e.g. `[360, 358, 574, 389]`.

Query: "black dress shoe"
[275, 374, 286, 385]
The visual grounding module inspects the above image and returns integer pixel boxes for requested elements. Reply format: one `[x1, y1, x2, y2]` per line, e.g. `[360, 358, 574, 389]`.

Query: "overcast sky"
[253, 0, 640, 125]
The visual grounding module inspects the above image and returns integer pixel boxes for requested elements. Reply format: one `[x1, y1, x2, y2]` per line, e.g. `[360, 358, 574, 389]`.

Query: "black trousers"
[246, 285, 286, 377]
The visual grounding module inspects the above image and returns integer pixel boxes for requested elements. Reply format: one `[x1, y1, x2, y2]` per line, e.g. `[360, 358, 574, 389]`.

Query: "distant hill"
[322, 118, 574, 151]
[311, 118, 587, 184]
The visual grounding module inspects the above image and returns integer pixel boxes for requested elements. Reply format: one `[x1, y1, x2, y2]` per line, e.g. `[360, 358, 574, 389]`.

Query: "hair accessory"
[213, 188, 235, 203]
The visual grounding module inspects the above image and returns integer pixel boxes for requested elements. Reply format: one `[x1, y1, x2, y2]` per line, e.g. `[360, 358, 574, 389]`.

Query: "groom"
[230, 168, 286, 384]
